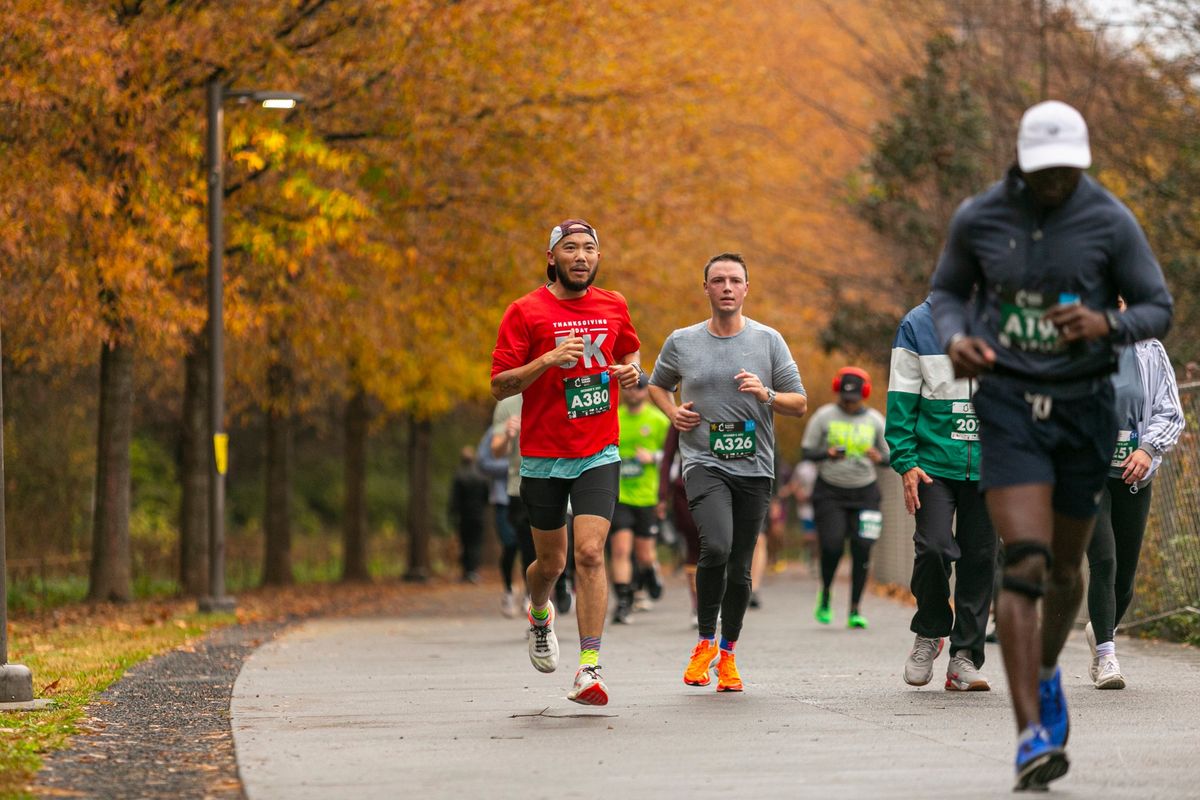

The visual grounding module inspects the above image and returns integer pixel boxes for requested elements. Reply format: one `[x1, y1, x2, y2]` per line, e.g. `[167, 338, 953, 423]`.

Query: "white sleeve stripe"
[889, 347, 923, 394]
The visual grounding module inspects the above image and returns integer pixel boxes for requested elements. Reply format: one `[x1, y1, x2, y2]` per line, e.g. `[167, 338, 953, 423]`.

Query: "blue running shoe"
[1014, 724, 1069, 791]
[1038, 667, 1069, 746]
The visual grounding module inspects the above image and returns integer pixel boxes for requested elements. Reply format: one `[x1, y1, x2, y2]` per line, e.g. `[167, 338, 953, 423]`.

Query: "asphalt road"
[231, 569, 1200, 799]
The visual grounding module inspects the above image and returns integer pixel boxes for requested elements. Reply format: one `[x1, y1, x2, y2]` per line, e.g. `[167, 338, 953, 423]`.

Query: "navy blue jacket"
[930, 168, 1173, 382]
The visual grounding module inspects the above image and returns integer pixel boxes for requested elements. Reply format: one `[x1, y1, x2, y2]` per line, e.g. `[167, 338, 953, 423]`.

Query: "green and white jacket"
[886, 300, 980, 482]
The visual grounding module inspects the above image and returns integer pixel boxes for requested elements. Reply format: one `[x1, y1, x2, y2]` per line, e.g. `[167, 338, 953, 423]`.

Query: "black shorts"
[972, 373, 1117, 519]
[612, 503, 659, 538]
[519, 461, 621, 531]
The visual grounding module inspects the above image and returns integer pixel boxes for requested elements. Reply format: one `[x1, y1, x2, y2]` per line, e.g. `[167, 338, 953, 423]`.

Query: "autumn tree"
[833, 33, 992, 360]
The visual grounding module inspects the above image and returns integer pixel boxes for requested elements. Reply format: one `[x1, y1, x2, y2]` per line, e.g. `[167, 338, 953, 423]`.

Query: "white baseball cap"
[1017, 100, 1092, 172]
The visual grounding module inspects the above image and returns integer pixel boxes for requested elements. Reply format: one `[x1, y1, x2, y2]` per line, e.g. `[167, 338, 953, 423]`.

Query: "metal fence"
[1122, 382, 1200, 635]
[871, 383, 1200, 641]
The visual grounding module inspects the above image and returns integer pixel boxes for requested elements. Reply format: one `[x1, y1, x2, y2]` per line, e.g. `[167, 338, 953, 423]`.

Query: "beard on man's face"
[553, 255, 598, 292]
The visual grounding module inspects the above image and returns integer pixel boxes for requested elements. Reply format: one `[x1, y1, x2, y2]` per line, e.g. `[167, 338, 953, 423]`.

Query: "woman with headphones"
[800, 367, 889, 628]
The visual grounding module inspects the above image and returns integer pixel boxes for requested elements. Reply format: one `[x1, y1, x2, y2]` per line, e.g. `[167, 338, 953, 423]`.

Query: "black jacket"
[931, 168, 1173, 383]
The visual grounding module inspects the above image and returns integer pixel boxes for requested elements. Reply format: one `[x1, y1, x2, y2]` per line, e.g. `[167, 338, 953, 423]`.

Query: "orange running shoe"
[683, 639, 718, 686]
[716, 651, 743, 692]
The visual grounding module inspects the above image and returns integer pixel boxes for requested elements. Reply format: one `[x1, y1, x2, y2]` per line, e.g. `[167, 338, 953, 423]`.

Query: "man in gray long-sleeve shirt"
[649, 252, 807, 694]
[929, 101, 1173, 792]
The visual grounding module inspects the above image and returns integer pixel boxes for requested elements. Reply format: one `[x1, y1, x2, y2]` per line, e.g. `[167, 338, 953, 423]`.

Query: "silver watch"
[763, 388, 777, 407]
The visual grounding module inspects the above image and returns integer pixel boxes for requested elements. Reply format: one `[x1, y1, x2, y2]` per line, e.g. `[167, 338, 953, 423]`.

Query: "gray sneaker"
[945, 650, 990, 691]
[527, 601, 559, 673]
[903, 635, 944, 686]
[1095, 654, 1125, 690]
[1085, 621, 1099, 682]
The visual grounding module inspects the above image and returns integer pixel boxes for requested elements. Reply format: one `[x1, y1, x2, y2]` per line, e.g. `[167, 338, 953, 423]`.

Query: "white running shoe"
[1085, 621, 1099, 681]
[1095, 654, 1125, 690]
[527, 602, 559, 673]
[567, 664, 609, 705]
[903, 635, 944, 686]
[945, 650, 991, 691]
[501, 591, 517, 618]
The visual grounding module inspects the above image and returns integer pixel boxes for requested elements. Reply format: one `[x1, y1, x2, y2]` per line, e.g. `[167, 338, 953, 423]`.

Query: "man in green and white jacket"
[887, 299, 998, 692]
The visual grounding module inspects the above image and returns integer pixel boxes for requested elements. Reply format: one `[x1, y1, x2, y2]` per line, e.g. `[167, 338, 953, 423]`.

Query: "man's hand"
[947, 335, 995, 379]
[655, 500, 668, 520]
[866, 447, 884, 465]
[545, 329, 585, 369]
[672, 401, 701, 432]
[734, 369, 768, 403]
[505, 415, 521, 439]
[1121, 448, 1153, 485]
[609, 362, 641, 389]
[1045, 303, 1110, 343]
[902, 466, 933, 515]
[635, 447, 655, 465]
[826, 446, 845, 460]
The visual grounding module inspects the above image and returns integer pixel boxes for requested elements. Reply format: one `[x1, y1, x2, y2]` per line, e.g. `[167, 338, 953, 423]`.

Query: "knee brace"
[1001, 541, 1052, 600]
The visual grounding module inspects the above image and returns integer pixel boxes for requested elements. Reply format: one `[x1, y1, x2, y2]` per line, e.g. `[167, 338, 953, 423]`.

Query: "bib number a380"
[710, 420, 756, 460]
[565, 372, 610, 420]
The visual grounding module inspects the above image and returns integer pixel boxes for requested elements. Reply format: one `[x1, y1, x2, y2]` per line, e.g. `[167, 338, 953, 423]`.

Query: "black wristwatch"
[1105, 309, 1124, 342]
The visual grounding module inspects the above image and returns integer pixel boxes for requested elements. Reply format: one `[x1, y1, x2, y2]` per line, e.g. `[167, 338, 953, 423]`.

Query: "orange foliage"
[1, 0, 910, 425]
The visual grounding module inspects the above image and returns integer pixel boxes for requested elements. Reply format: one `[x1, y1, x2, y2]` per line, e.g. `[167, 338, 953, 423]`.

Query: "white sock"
[1096, 641, 1116, 658]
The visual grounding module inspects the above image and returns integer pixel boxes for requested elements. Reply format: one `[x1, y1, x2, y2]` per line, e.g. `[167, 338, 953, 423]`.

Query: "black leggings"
[813, 478, 881, 609]
[1087, 477, 1153, 644]
[506, 495, 538, 585]
[685, 465, 772, 642]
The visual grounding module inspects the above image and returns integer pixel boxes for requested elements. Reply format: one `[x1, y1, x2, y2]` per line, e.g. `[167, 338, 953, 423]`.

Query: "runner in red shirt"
[491, 219, 642, 705]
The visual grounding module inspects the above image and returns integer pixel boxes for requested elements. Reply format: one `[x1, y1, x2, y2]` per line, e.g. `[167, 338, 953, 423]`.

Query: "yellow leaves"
[231, 150, 267, 172]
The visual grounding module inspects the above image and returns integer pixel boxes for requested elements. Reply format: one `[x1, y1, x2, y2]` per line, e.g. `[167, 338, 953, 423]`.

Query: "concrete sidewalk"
[231, 570, 1200, 799]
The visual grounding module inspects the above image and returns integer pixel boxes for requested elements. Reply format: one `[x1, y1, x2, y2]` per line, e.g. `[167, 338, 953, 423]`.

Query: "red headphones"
[832, 366, 871, 399]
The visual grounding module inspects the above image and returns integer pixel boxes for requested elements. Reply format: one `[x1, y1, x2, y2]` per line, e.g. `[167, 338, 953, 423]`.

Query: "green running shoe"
[847, 612, 869, 629]
[814, 591, 832, 625]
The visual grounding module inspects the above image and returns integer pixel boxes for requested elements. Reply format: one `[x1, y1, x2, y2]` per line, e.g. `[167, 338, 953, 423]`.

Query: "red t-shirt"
[491, 285, 641, 458]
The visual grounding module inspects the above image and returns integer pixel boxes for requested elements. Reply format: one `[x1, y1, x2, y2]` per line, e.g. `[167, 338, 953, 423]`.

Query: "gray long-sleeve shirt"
[930, 168, 1173, 382]
[649, 318, 805, 479]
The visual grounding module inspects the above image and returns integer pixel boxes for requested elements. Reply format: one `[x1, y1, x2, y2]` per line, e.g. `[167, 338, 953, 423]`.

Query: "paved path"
[231, 570, 1200, 799]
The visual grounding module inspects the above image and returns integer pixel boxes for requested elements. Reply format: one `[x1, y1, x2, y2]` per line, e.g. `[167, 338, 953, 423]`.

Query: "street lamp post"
[199, 79, 303, 614]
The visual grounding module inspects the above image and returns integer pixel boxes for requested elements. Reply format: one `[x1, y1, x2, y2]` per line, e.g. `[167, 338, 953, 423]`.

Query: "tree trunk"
[341, 388, 370, 582]
[178, 340, 209, 595]
[404, 416, 432, 581]
[261, 359, 293, 586]
[88, 340, 134, 602]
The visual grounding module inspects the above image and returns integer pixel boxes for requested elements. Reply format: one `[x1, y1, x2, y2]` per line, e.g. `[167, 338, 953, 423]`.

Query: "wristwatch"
[762, 388, 777, 407]
[1105, 309, 1124, 342]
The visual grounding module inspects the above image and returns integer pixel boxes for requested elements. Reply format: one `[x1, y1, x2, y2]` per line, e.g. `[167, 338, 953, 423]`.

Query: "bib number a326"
[565, 372, 610, 420]
[710, 420, 756, 460]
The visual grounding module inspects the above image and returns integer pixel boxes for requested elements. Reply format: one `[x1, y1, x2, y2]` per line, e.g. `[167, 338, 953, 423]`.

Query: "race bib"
[1111, 430, 1136, 468]
[997, 290, 1065, 354]
[619, 460, 646, 479]
[950, 401, 980, 441]
[858, 510, 883, 541]
[709, 420, 757, 460]
[565, 372, 610, 420]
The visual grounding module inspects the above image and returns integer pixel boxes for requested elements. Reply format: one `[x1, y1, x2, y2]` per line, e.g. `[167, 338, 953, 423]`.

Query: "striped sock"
[1096, 641, 1115, 658]
[580, 636, 601, 667]
[530, 603, 550, 624]
[719, 637, 736, 654]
